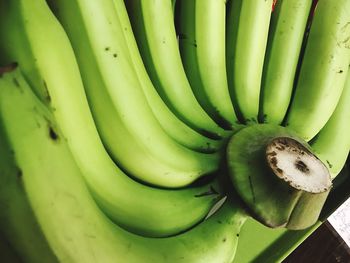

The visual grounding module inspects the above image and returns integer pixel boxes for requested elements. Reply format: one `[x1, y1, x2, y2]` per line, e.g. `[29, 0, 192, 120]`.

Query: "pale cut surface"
[266, 137, 332, 193]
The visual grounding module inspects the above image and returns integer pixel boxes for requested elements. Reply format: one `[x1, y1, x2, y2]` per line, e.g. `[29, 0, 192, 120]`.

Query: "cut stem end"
[266, 137, 332, 193]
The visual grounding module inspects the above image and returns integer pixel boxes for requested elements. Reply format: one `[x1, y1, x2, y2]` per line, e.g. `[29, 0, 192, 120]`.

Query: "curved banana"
[111, 0, 224, 153]
[311, 69, 350, 179]
[226, 0, 273, 123]
[0, 94, 57, 263]
[0, 0, 224, 237]
[259, 0, 313, 124]
[49, 0, 222, 188]
[3, 0, 221, 187]
[0, 67, 247, 263]
[124, 0, 230, 138]
[49, 0, 220, 186]
[176, 0, 238, 129]
[285, 0, 350, 141]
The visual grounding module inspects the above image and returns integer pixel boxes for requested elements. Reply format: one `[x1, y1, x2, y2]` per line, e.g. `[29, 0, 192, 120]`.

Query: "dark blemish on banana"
[113, 53, 118, 58]
[338, 70, 343, 73]
[13, 77, 24, 93]
[270, 157, 278, 167]
[326, 160, 333, 168]
[276, 145, 285, 151]
[267, 151, 277, 157]
[248, 175, 256, 203]
[276, 168, 283, 174]
[105, 47, 110, 51]
[295, 160, 309, 173]
[222, 238, 227, 242]
[49, 126, 59, 141]
[43, 80, 51, 102]
[279, 138, 290, 147]
[341, 22, 350, 31]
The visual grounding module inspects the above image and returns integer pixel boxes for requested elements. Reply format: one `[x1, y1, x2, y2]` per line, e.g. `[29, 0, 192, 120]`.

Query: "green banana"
[0, 67, 247, 263]
[311, 69, 350, 179]
[285, 0, 350, 141]
[47, 0, 222, 188]
[0, 0, 224, 237]
[124, 0, 230, 138]
[226, 0, 273, 123]
[0, 80, 58, 262]
[176, 0, 238, 129]
[259, 0, 313, 124]
[111, 0, 224, 153]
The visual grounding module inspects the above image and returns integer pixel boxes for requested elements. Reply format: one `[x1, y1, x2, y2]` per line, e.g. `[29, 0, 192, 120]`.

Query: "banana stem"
[266, 137, 331, 193]
[227, 124, 332, 229]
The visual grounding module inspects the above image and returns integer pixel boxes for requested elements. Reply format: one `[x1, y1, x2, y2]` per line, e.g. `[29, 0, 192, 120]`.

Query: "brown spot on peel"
[295, 160, 310, 174]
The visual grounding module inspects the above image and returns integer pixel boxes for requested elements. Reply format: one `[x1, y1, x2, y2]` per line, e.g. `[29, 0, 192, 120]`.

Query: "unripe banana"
[112, 0, 224, 153]
[0, 93, 57, 263]
[0, 0, 224, 237]
[226, 0, 273, 123]
[48, 0, 221, 188]
[311, 69, 350, 179]
[125, 0, 230, 138]
[176, 0, 238, 129]
[285, 0, 350, 141]
[259, 0, 313, 124]
[0, 67, 247, 263]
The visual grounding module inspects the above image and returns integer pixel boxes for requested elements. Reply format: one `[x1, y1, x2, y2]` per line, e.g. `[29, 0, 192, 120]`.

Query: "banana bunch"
[0, 67, 245, 262]
[0, 0, 349, 262]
